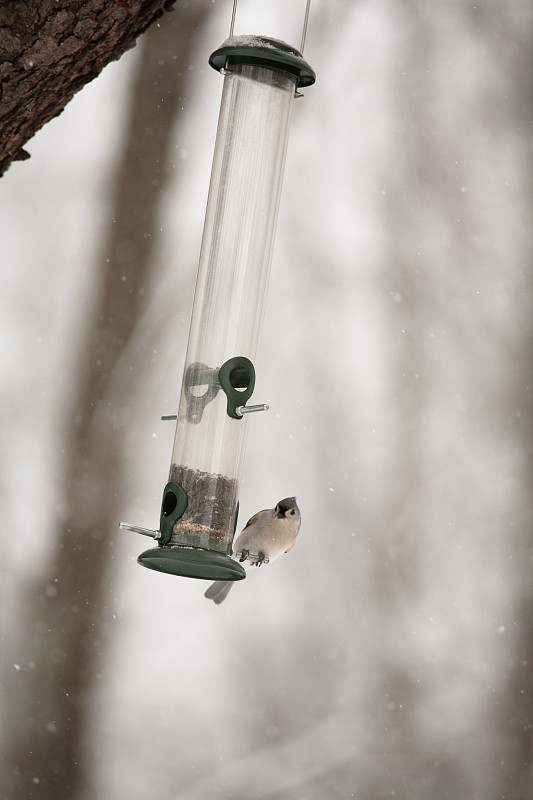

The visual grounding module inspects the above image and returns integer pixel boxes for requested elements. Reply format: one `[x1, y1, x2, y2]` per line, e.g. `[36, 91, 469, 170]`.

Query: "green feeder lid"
[138, 545, 247, 581]
[209, 35, 316, 88]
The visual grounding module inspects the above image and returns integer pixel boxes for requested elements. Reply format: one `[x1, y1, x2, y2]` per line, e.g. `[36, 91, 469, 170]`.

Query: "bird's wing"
[243, 509, 267, 529]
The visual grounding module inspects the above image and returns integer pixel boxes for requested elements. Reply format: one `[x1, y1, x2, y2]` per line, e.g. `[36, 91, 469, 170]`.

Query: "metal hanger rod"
[300, 0, 311, 54]
[229, 0, 238, 38]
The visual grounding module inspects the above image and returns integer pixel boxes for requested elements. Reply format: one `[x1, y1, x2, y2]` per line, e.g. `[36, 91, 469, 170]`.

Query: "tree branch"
[0, 0, 175, 176]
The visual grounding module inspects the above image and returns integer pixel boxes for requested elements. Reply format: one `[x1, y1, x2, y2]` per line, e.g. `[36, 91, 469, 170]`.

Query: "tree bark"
[0, 0, 175, 176]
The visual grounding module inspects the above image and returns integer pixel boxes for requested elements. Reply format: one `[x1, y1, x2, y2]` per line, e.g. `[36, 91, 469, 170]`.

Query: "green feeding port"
[137, 476, 245, 581]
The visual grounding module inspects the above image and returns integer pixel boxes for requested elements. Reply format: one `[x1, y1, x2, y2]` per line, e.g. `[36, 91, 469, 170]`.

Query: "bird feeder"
[120, 9, 315, 581]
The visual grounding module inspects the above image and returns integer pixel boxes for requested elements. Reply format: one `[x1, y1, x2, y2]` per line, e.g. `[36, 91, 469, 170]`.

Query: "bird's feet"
[256, 552, 266, 567]
[239, 549, 249, 563]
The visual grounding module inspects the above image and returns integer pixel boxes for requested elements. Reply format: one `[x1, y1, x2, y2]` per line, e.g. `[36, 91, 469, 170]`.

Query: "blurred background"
[1, 1, 532, 798]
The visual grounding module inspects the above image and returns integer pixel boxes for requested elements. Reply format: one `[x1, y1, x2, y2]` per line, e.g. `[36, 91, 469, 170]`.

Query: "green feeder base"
[137, 545, 247, 581]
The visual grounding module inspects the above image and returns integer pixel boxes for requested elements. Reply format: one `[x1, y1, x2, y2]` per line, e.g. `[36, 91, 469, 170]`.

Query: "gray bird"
[204, 497, 301, 604]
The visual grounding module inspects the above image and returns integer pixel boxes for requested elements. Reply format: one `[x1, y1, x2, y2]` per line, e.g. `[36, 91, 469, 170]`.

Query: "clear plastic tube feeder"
[122, 34, 315, 580]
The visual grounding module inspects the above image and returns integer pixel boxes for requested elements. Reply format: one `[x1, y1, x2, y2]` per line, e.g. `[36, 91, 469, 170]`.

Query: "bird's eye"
[289, 509, 295, 515]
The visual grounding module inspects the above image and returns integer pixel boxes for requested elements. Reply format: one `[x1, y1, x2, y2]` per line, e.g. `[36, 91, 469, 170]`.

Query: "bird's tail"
[204, 580, 233, 604]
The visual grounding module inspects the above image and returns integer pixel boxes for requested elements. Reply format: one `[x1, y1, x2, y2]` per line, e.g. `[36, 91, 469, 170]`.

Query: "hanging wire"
[300, 0, 311, 54]
[228, 0, 312, 54]
[229, 0, 238, 38]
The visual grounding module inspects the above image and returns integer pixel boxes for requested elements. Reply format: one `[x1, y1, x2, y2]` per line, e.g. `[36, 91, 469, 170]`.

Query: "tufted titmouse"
[204, 497, 301, 604]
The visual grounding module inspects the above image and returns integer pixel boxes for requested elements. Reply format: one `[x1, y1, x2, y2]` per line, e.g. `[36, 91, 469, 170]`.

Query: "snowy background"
[1, 1, 532, 798]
